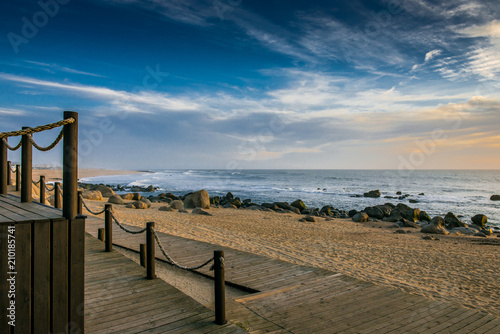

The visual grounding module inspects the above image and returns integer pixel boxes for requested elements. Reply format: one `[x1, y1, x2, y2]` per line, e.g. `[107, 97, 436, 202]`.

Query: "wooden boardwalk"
[86, 216, 500, 333]
[85, 233, 245, 333]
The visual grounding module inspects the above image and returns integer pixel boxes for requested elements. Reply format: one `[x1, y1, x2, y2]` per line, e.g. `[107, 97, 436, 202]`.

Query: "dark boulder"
[348, 209, 358, 217]
[471, 214, 487, 228]
[352, 212, 369, 222]
[490, 195, 500, 201]
[320, 206, 332, 216]
[291, 199, 307, 211]
[364, 190, 381, 198]
[444, 212, 466, 228]
[225, 192, 234, 200]
[421, 216, 449, 235]
[364, 206, 384, 220]
[420, 211, 431, 222]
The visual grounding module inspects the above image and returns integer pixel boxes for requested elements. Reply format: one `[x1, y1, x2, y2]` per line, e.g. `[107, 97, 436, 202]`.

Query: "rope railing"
[79, 195, 107, 215]
[0, 118, 75, 139]
[152, 229, 214, 271]
[28, 127, 65, 151]
[32, 179, 40, 186]
[45, 184, 55, 191]
[3, 138, 22, 151]
[110, 211, 147, 234]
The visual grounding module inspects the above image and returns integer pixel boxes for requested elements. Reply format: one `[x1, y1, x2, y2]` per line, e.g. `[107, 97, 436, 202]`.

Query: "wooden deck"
[86, 215, 500, 333]
[85, 233, 245, 333]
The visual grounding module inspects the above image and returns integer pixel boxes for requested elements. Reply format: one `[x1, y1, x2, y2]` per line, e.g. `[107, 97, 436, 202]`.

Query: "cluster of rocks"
[350, 202, 494, 237]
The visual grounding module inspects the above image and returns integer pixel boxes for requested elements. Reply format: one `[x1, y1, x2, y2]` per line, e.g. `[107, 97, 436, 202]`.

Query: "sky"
[0, 0, 499, 170]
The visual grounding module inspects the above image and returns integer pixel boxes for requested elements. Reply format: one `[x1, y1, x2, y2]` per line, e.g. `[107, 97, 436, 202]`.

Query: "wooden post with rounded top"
[0, 139, 6, 195]
[21, 127, 32, 202]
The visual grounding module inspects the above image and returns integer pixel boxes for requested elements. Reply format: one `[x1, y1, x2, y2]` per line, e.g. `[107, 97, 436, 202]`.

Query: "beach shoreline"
[30, 167, 141, 182]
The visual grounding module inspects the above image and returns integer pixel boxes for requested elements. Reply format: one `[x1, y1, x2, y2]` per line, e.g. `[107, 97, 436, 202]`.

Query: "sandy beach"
[30, 167, 141, 182]
[81, 195, 500, 317]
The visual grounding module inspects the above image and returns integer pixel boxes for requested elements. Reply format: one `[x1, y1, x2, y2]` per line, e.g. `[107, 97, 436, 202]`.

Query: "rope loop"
[152, 229, 214, 270]
[110, 211, 147, 234]
[2, 138, 22, 151]
[79, 194, 107, 215]
[28, 127, 64, 151]
[45, 184, 55, 191]
[32, 179, 40, 186]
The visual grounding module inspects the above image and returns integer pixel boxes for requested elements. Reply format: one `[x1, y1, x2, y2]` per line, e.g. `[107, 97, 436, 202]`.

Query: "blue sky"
[1, 0, 499, 170]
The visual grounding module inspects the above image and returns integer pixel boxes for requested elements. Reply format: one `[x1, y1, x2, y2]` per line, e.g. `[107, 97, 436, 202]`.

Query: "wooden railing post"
[146, 222, 156, 279]
[15, 165, 20, 191]
[140, 244, 147, 268]
[7, 161, 11, 186]
[40, 175, 46, 204]
[214, 250, 226, 325]
[63, 111, 78, 220]
[77, 190, 83, 215]
[21, 127, 32, 202]
[0, 139, 6, 195]
[97, 228, 105, 242]
[54, 182, 62, 209]
[105, 204, 113, 252]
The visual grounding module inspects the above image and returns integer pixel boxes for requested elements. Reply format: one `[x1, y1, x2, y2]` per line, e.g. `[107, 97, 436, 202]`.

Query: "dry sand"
[82, 199, 500, 317]
[30, 167, 141, 182]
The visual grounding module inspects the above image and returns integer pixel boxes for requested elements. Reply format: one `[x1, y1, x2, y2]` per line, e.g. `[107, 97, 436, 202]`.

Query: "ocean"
[80, 169, 500, 227]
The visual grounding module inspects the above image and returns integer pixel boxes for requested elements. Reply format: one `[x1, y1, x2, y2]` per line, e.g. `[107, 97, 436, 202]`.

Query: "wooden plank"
[32, 220, 50, 333]
[69, 217, 85, 333]
[51, 218, 68, 333]
[16, 223, 31, 334]
[3, 194, 61, 219]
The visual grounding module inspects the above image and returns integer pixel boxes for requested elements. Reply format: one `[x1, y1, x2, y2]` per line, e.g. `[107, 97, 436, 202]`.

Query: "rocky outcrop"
[364, 206, 384, 220]
[92, 185, 115, 198]
[108, 195, 125, 205]
[159, 205, 174, 211]
[82, 190, 103, 201]
[140, 197, 152, 208]
[185, 189, 210, 209]
[490, 195, 500, 201]
[444, 212, 466, 228]
[450, 227, 478, 236]
[364, 190, 381, 198]
[291, 199, 307, 211]
[471, 214, 487, 228]
[169, 200, 184, 210]
[419, 211, 431, 222]
[421, 216, 449, 235]
[352, 212, 369, 222]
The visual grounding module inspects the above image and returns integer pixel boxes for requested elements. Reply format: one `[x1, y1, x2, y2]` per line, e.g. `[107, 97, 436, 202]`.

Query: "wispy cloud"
[0, 107, 26, 116]
[24, 61, 105, 78]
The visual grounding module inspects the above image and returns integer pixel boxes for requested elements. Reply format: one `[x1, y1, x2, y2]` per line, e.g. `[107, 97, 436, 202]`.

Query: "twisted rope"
[32, 179, 40, 186]
[10, 166, 17, 173]
[45, 184, 55, 191]
[2, 138, 22, 151]
[152, 229, 214, 270]
[79, 195, 106, 215]
[0, 118, 75, 139]
[28, 127, 64, 151]
[110, 211, 147, 234]
[58, 187, 63, 197]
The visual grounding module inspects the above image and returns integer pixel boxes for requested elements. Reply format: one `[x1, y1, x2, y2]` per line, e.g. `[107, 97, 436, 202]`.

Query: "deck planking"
[84, 212, 499, 333]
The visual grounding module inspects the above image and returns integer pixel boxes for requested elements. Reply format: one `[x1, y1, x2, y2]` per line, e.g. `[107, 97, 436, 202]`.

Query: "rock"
[348, 209, 358, 217]
[352, 212, 369, 223]
[125, 203, 134, 209]
[481, 228, 493, 236]
[120, 193, 135, 200]
[188, 189, 210, 209]
[82, 190, 103, 201]
[192, 208, 212, 216]
[92, 185, 116, 197]
[225, 192, 234, 200]
[490, 195, 500, 201]
[108, 195, 125, 205]
[474, 232, 487, 238]
[320, 206, 332, 216]
[165, 193, 179, 200]
[169, 200, 184, 210]
[399, 207, 421, 222]
[471, 214, 487, 228]
[450, 227, 478, 236]
[304, 216, 317, 222]
[421, 216, 449, 235]
[444, 212, 466, 228]
[262, 203, 278, 210]
[409, 199, 419, 203]
[420, 211, 431, 222]
[298, 218, 306, 222]
[179, 209, 189, 213]
[210, 196, 220, 206]
[222, 203, 237, 209]
[140, 197, 152, 208]
[229, 200, 242, 208]
[364, 206, 384, 220]
[396, 191, 402, 195]
[159, 206, 174, 211]
[275, 202, 294, 211]
[399, 219, 420, 228]
[291, 199, 307, 211]
[422, 235, 435, 240]
[364, 190, 381, 198]
[383, 210, 403, 222]
[394, 229, 407, 234]
[184, 194, 195, 208]
[132, 201, 148, 209]
[419, 193, 425, 196]
[145, 185, 155, 192]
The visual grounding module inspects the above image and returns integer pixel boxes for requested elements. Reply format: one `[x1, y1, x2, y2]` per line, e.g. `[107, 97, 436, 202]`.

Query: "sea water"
[81, 169, 500, 227]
